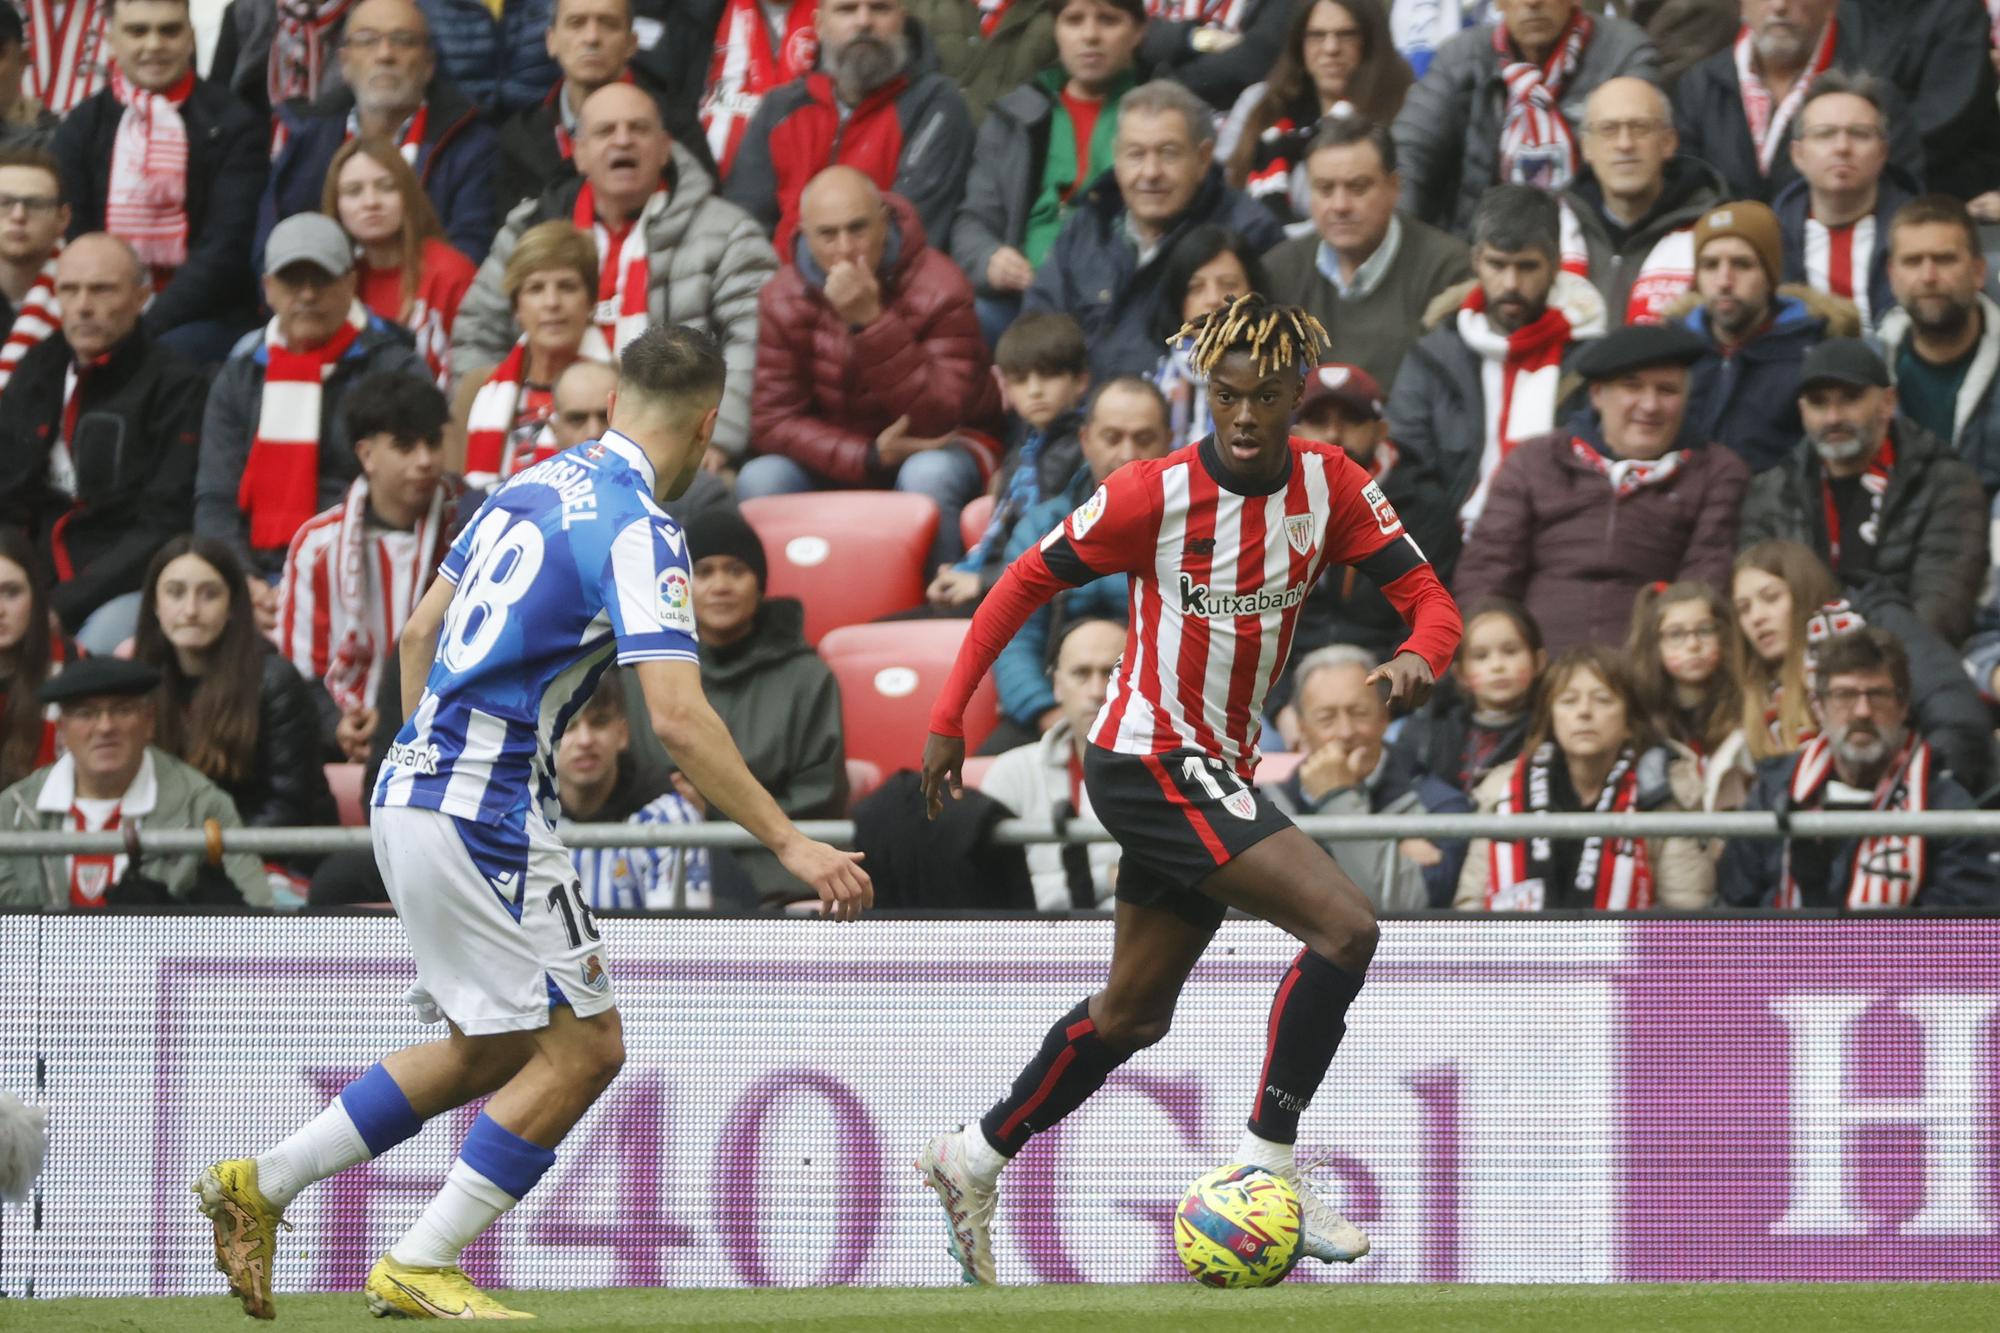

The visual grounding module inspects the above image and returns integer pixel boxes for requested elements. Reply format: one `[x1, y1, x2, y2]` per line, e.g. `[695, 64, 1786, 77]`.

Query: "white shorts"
[371, 804, 618, 1035]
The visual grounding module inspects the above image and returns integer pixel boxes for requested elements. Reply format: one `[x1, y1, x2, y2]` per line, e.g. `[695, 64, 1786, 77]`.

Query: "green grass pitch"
[7, 1284, 2000, 1332]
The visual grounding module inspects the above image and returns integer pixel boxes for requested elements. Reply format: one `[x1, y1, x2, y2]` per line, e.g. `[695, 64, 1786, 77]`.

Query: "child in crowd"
[0, 526, 71, 789]
[927, 313, 1092, 611]
[1391, 597, 1544, 801]
[1625, 580, 1749, 813]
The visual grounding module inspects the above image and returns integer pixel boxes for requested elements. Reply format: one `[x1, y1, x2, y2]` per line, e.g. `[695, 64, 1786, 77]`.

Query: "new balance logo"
[1184, 537, 1216, 556]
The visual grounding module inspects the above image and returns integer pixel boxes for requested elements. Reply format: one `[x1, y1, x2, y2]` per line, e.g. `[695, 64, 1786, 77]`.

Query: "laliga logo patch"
[1070, 485, 1109, 540]
[657, 567, 694, 631]
[1284, 513, 1315, 556]
[1361, 480, 1401, 536]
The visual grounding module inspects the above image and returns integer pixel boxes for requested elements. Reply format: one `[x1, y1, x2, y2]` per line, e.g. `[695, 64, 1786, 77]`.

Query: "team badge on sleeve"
[1361, 481, 1402, 537]
[657, 568, 694, 631]
[1070, 485, 1109, 541]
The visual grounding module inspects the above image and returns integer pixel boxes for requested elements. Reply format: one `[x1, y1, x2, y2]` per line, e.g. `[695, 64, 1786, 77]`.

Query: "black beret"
[38, 656, 161, 707]
[1572, 324, 1708, 381]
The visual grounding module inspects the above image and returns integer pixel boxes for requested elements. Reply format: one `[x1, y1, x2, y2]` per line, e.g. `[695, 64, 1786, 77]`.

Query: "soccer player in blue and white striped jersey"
[196, 326, 872, 1320]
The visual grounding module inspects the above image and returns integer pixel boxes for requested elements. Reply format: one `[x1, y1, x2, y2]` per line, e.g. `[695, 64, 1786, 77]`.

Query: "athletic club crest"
[1284, 514, 1315, 556]
[1222, 788, 1258, 821]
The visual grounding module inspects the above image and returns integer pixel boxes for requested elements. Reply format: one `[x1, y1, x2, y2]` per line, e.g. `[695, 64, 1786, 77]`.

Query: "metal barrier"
[3, 808, 2000, 857]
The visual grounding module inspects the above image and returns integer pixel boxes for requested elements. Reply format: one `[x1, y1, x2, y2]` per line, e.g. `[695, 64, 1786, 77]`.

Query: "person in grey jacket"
[0, 656, 269, 909]
[1738, 339, 1987, 647]
[682, 508, 847, 909]
[1262, 644, 1471, 910]
[451, 83, 775, 464]
[1391, 0, 1659, 235]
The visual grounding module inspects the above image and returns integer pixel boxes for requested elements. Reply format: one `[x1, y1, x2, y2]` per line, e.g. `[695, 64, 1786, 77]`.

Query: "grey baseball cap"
[263, 212, 353, 279]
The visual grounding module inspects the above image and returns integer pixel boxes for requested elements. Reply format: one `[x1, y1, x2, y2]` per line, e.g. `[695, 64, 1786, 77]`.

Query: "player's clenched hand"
[1365, 651, 1435, 712]
[780, 837, 873, 920]
[921, 732, 965, 820]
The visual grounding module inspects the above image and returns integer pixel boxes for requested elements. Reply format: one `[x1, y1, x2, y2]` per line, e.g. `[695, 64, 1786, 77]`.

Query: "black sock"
[979, 999, 1131, 1156]
[1248, 950, 1368, 1144]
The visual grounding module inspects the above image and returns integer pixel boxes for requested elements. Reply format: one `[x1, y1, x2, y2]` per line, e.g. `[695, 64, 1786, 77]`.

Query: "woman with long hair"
[1627, 579, 1749, 814]
[449, 220, 609, 490]
[133, 537, 334, 840]
[324, 137, 478, 387]
[1150, 225, 1268, 450]
[1219, 0, 1411, 226]
[0, 527, 72, 789]
[1456, 644, 1713, 910]
[1729, 539, 1997, 796]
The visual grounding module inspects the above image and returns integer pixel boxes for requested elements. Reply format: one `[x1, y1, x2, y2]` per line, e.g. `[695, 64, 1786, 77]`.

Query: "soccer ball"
[1173, 1163, 1302, 1288]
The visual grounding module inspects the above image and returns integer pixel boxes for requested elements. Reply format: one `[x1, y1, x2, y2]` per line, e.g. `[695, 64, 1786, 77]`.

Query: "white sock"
[1235, 1128, 1296, 1176]
[254, 1101, 373, 1210]
[959, 1123, 1008, 1186]
[390, 1160, 519, 1269]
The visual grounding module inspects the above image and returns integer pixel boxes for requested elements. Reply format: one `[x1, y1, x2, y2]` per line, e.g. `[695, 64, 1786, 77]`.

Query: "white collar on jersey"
[594, 430, 656, 496]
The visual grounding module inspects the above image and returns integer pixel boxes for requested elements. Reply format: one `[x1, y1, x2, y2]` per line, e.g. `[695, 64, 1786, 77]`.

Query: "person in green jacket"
[0, 656, 270, 909]
[905, 0, 1059, 124]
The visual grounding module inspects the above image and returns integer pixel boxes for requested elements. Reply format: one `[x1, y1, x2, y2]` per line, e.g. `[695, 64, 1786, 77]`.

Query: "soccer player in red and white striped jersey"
[915, 295, 1462, 1282]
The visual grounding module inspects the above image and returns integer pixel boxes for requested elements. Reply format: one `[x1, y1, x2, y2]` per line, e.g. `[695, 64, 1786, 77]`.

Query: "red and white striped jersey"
[1804, 215, 1876, 325]
[276, 505, 434, 711]
[933, 436, 1462, 778]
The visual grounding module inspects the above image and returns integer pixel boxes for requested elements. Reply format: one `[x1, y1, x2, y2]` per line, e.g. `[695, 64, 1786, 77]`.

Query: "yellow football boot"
[192, 1158, 287, 1320]
[365, 1255, 536, 1319]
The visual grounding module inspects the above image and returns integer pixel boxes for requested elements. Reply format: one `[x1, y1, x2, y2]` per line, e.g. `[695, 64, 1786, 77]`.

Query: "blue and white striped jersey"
[372, 432, 699, 827]
[566, 792, 712, 911]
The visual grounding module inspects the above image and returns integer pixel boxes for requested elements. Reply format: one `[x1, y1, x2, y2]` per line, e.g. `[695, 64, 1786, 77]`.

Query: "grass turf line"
[6, 1284, 2000, 1332]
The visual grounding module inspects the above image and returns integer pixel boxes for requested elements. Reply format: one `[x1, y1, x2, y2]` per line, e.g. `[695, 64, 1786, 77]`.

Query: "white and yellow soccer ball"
[1173, 1163, 1302, 1288]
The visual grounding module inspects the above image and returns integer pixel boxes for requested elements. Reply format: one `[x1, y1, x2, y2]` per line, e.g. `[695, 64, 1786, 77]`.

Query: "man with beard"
[1670, 200, 1856, 473]
[1876, 196, 2000, 497]
[260, 0, 499, 264]
[1385, 182, 1607, 580]
[1720, 627, 1999, 909]
[1738, 338, 1985, 644]
[724, 0, 973, 251]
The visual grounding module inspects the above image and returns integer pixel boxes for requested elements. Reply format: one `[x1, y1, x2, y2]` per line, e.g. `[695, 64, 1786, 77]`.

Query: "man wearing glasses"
[261, 0, 499, 265]
[51, 0, 266, 366]
[1772, 71, 1909, 330]
[1720, 626, 2000, 910]
[0, 146, 69, 396]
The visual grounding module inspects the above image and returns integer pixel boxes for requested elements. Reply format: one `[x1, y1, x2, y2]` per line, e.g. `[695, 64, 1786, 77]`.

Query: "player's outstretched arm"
[398, 576, 456, 723]
[633, 658, 873, 920]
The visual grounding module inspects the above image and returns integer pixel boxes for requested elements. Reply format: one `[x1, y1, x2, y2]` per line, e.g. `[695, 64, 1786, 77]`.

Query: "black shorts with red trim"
[1082, 742, 1295, 930]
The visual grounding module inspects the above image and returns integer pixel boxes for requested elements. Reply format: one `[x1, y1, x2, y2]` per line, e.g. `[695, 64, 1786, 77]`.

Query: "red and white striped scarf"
[575, 180, 660, 353]
[23, 0, 108, 116]
[1495, 10, 1592, 192]
[1780, 731, 1930, 909]
[0, 252, 61, 396]
[1818, 430, 1893, 571]
[461, 328, 615, 489]
[344, 102, 429, 167]
[1147, 0, 1249, 29]
[1805, 213, 1874, 324]
[1567, 435, 1688, 497]
[105, 65, 193, 279]
[1456, 281, 1591, 525]
[1487, 742, 1653, 910]
[270, 0, 354, 109]
[323, 475, 446, 714]
[68, 798, 122, 907]
[1734, 17, 1838, 177]
[238, 301, 368, 551]
[700, 0, 819, 177]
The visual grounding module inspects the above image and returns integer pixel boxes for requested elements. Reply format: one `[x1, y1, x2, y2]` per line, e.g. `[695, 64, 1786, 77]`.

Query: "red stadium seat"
[844, 757, 883, 812]
[818, 621, 998, 776]
[325, 763, 367, 827]
[960, 755, 998, 791]
[741, 492, 938, 645]
[1254, 751, 1302, 786]
[959, 494, 996, 554]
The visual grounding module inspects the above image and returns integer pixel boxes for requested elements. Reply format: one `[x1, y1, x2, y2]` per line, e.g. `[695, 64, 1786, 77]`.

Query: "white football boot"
[915, 1129, 999, 1284]
[1284, 1165, 1370, 1264]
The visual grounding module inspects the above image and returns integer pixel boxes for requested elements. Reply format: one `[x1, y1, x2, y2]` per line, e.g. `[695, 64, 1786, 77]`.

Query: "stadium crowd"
[2, 0, 2000, 912]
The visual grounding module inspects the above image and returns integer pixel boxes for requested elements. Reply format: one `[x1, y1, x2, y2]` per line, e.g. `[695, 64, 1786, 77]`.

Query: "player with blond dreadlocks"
[912, 293, 1464, 1283]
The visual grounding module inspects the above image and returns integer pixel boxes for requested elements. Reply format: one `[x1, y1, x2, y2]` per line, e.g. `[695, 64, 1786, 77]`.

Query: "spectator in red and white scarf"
[324, 135, 476, 386]
[277, 372, 464, 763]
[260, 0, 499, 266]
[1454, 321, 1749, 652]
[17, 0, 110, 121]
[0, 234, 206, 654]
[497, 0, 717, 218]
[701, 0, 819, 177]
[1457, 643, 1713, 911]
[453, 82, 776, 464]
[52, 0, 268, 366]
[1391, 0, 1658, 235]
[0, 147, 69, 397]
[1720, 626, 2000, 909]
[193, 212, 432, 618]
[1772, 70, 1909, 332]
